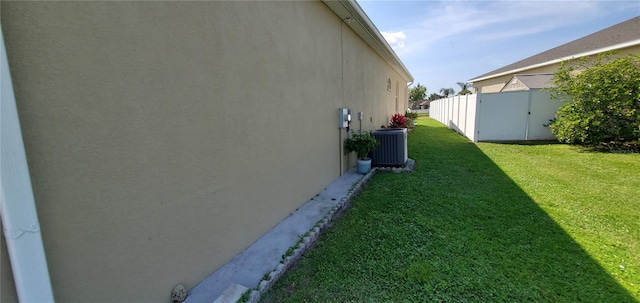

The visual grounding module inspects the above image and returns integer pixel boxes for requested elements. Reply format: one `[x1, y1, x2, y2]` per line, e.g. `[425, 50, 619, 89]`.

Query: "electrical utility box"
[338, 108, 351, 128]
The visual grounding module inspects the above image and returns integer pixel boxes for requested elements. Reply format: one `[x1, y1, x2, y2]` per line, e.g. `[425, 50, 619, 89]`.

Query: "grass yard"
[261, 117, 639, 302]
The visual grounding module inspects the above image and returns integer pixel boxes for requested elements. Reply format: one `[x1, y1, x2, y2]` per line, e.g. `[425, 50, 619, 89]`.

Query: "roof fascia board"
[323, 0, 414, 82]
[1, 22, 56, 302]
[469, 39, 640, 83]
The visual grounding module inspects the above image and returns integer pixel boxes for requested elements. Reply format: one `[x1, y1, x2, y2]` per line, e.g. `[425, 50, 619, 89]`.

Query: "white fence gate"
[430, 91, 564, 142]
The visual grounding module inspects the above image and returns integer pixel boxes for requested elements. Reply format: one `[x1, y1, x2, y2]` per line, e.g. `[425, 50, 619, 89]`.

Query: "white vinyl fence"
[430, 91, 564, 142]
[430, 94, 478, 141]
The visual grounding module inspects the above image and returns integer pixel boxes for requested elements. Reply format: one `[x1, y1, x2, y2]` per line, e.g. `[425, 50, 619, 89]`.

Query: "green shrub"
[344, 131, 380, 160]
[405, 111, 419, 120]
[549, 53, 640, 145]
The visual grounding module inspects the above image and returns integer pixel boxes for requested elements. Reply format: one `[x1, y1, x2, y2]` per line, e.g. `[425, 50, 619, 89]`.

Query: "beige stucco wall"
[0, 1, 409, 302]
[501, 78, 529, 92]
[473, 44, 640, 93]
[340, 26, 408, 171]
[1, 223, 18, 303]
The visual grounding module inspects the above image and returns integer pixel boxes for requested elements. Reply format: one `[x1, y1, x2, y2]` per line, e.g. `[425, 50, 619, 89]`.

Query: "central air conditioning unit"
[371, 128, 407, 167]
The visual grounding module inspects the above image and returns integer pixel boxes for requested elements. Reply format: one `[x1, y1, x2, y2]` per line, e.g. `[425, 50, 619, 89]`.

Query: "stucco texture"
[1, 1, 409, 302]
[1, 223, 19, 303]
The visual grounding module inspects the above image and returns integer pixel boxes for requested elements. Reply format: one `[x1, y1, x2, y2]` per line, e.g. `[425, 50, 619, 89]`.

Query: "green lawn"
[261, 117, 640, 302]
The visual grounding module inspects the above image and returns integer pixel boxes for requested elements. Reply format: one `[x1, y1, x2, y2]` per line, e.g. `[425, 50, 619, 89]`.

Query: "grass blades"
[261, 117, 639, 302]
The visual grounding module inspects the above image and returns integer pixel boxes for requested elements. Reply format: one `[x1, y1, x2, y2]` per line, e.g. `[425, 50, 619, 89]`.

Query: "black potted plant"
[345, 130, 380, 174]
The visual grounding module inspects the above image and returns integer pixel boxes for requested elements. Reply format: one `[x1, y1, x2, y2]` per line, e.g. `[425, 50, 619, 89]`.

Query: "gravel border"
[242, 167, 378, 303]
[241, 158, 415, 302]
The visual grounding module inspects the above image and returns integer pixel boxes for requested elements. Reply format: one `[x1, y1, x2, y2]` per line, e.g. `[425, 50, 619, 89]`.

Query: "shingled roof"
[470, 16, 640, 82]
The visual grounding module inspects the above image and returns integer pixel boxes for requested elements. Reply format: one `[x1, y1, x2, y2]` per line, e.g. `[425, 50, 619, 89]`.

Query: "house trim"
[322, 0, 413, 82]
[469, 38, 640, 83]
[1, 23, 55, 303]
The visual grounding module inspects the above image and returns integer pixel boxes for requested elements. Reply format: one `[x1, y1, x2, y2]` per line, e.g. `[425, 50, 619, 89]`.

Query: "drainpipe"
[406, 81, 413, 110]
[1, 23, 55, 302]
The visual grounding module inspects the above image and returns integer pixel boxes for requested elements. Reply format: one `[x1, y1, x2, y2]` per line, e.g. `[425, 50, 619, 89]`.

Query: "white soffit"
[323, 0, 414, 82]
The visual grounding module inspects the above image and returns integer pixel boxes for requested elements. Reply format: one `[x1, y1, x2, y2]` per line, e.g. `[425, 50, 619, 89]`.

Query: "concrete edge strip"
[240, 168, 379, 303]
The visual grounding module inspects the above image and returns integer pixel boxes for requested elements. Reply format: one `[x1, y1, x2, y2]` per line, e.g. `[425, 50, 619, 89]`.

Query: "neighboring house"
[418, 100, 431, 109]
[470, 16, 640, 93]
[0, 1, 412, 303]
[500, 74, 554, 92]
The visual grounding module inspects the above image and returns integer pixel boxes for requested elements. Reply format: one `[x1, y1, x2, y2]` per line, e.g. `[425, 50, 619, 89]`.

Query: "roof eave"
[322, 0, 414, 82]
[469, 38, 640, 83]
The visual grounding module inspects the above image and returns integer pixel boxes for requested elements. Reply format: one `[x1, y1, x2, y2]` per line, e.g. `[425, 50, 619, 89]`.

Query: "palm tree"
[428, 93, 443, 101]
[409, 83, 427, 109]
[457, 82, 472, 95]
[439, 88, 455, 98]
[409, 83, 427, 102]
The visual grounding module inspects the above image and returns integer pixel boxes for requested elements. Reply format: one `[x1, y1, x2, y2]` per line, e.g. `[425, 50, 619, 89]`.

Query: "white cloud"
[392, 1, 611, 55]
[381, 31, 406, 49]
[360, 0, 639, 91]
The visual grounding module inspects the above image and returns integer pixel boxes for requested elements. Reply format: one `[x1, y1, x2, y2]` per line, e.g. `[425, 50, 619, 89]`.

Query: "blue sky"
[357, 0, 640, 95]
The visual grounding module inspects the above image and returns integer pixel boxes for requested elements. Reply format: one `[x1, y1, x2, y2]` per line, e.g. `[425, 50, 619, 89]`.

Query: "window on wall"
[386, 78, 392, 91]
[395, 81, 399, 112]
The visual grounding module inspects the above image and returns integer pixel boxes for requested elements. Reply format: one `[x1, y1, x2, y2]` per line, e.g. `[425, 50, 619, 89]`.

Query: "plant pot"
[356, 158, 372, 174]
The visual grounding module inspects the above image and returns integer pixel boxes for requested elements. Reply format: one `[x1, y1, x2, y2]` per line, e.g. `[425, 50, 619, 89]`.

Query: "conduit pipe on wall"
[407, 81, 413, 110]
[0, 24, 56, 303]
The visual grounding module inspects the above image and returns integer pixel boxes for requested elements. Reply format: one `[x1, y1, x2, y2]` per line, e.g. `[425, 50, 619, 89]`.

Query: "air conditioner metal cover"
[371, 128, 407, 167]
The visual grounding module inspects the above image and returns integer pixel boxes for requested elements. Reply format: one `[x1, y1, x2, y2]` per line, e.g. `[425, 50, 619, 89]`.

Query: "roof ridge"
[470, 16, 640, 82]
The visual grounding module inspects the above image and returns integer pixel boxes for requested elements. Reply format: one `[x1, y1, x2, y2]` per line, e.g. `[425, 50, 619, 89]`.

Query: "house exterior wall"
[473, 44, 640, 93]
[340, 26, 409, 171]
[1, 223, 18, 303]
[474, 65, 557, 93]
[0, 1, 409, 302]
[500, 78, 529, 92]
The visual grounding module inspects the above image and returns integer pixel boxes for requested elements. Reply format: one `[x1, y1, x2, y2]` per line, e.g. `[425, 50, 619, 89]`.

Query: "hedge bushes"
[549, 53, 640, 145]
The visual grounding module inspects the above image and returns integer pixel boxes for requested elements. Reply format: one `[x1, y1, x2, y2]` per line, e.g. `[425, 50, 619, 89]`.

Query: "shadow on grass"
[572, 141, 640, 154]
[482, 136, 640, 154]
[480, 140, 561, 145]
[262, 120, 637, 302]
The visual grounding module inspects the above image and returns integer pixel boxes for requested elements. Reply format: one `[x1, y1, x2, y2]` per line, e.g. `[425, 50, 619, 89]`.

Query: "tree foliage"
[549, 53, 640, 145]
[457, 82, 472, 95]
[439, 88, 455, 97]
[428, 93, 443, 101]
[409, 83, 427, 102]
